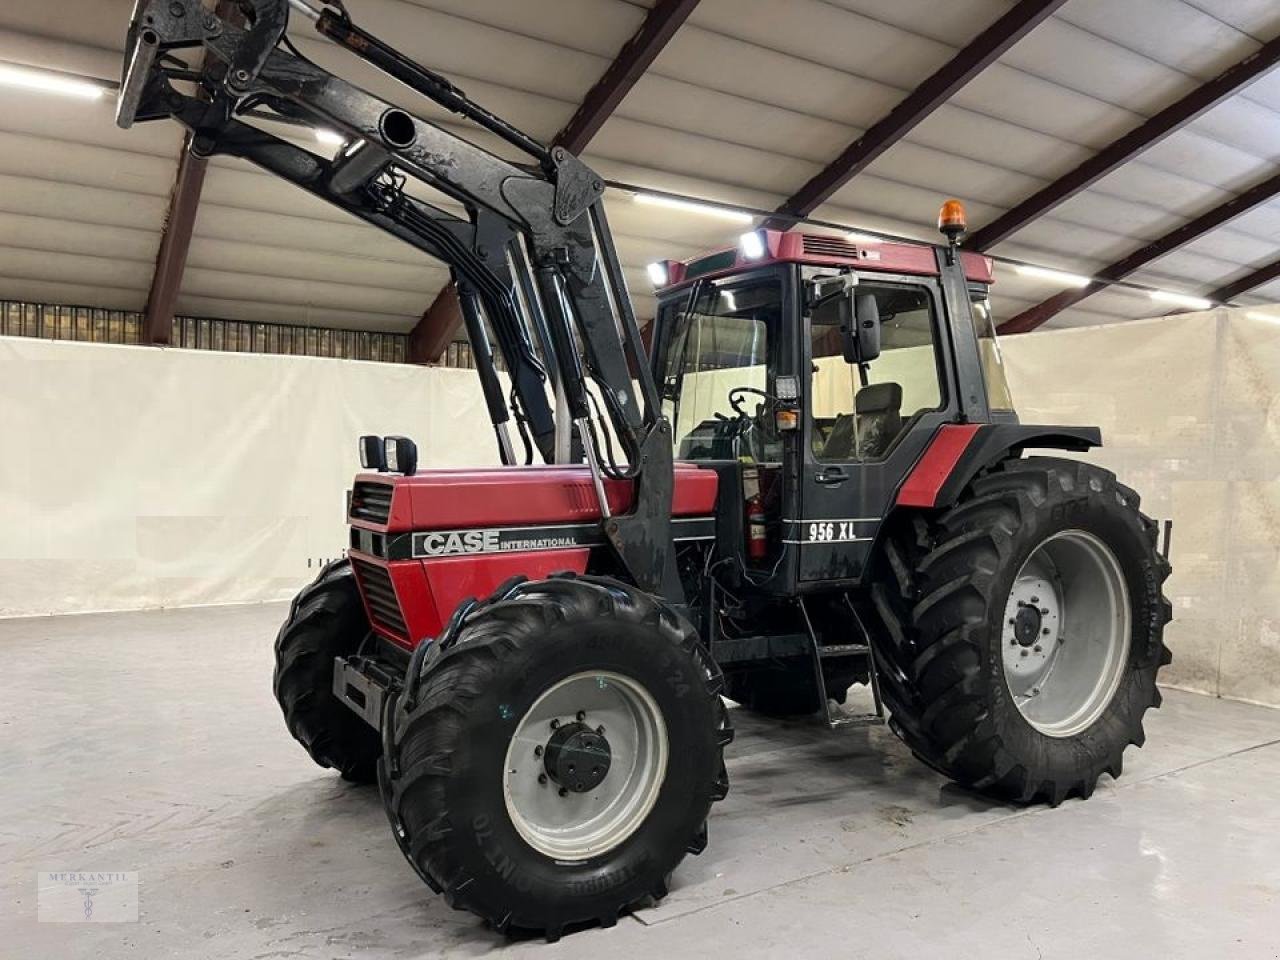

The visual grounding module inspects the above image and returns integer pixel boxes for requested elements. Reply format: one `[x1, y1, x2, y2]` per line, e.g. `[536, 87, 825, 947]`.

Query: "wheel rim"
[503, 671, 668, 861]
[1001, 529, 1131, 738]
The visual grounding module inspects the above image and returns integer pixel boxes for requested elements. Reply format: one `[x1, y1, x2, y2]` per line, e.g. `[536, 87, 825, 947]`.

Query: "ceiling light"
[646, 262, 668, 287]
[845, 232, 883, 244]
[1150, 289, 1213, 311]
[634, 192, 752, 224]
[0, 63, 106, 100]
[315, 127, 346, 147]
[1016, 264, 1093, 288]
[1246, 310, 1280, 324]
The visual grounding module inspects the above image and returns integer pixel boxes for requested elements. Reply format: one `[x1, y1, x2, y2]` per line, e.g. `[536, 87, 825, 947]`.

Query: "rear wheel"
[872, 457, 1172, 805]
[379, 575, 732, 940]
[273, 560, 382, 783]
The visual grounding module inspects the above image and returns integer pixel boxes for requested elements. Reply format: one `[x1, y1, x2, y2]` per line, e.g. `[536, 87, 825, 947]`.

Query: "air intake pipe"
[326, 108, 416, 195]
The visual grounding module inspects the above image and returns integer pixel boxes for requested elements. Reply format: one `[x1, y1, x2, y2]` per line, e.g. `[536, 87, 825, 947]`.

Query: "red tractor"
[121, 0, 1173, 940]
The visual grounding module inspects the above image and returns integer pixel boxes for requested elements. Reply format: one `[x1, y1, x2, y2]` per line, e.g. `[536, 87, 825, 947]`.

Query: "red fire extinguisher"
[746, 493, 767, 561]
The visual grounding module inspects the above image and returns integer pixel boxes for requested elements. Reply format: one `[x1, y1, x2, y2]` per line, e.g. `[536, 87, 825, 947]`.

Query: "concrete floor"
[3, 603, 1279, 959]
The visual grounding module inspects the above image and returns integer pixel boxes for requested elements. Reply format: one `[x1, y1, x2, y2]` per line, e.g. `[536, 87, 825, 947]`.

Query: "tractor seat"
[854, 382, 903, 460]
[818, 382, 904, 461]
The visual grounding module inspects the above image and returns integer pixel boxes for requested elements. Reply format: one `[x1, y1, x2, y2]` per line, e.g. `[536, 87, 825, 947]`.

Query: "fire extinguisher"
[745, 493, 767, 561]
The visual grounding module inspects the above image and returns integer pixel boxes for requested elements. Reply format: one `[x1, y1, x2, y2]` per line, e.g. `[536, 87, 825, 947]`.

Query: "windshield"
[658, 275, 780, 461]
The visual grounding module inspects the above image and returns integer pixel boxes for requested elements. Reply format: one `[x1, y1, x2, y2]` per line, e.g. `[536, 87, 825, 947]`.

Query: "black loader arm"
[116, 0, 678, 596]
[933, 423, 1103, 509]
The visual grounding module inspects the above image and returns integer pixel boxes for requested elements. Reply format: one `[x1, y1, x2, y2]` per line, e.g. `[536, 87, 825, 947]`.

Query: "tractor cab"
[648, 220, 1016, 593]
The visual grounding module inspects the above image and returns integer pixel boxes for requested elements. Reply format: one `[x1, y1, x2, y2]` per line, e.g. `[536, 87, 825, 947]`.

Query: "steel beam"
[553, 0, 701, 154]
[761, 0, 1066, 231]
[1207, 257, 1280, 303]
[998, 169, 1280, 333]
[144, 142, 207, 343]
[407, 283, 463, 364]
[969, 34, 1280, 252]
[413, 0, 700, 357]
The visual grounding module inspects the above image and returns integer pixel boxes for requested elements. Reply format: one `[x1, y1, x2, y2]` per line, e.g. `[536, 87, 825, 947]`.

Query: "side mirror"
[842, 293, 881, 364]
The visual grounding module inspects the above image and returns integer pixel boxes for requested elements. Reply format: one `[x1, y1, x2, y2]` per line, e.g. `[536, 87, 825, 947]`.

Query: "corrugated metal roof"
[0, 0, 1277, 337]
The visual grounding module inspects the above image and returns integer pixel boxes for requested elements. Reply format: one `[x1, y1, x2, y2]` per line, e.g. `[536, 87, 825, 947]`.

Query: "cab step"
[798, 596, 885, 729]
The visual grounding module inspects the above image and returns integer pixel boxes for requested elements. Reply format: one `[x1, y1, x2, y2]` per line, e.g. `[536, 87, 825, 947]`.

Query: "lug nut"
[1030, 596, 1040, 604]
[538, 773, 547, 785]
[568, 764, 575, 774]
[558, 787, 568, 797]
[1010, 639, 1018, 646]
[1008, 618, 1016, 626]
[549, 719, 559, 730]
[1034, 645, 1042, 653]
[1040, 607, 1050, 616]
[1020, 649, 1029, 657]
[534, 745, 543, 757]
[576, 710, 586, 721]
[596, 725, 605, 735]
[1042, 628, 1051, 635]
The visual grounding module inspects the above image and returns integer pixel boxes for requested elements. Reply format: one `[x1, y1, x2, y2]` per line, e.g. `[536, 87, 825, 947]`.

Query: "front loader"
[118, 0, 1173, 940]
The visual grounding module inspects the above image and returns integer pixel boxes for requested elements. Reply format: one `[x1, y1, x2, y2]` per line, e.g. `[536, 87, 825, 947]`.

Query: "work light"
[739, 231, 766, 259]
[383, 436, 419, 476]
[359, 435, 386, 471]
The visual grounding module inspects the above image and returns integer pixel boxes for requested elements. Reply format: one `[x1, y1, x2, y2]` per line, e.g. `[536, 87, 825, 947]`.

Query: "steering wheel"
[728, 386, 771, 418]
[726, 386, 780, 461]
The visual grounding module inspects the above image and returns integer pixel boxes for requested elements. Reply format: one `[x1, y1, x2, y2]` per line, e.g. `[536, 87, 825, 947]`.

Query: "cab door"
[796, 271, 959, 583]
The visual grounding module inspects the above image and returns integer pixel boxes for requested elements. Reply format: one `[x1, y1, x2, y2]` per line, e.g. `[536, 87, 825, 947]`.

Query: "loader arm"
[117, 0, 677, 595]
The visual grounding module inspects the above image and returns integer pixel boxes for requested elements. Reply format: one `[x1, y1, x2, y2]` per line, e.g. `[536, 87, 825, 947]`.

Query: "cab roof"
[653, 230, 995, 292]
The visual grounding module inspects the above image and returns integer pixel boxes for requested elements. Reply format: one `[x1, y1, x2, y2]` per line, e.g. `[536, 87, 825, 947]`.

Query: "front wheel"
[872, 457, 1173, 805]
[378, 575, 732, 940]
[273, 560, 382, 783]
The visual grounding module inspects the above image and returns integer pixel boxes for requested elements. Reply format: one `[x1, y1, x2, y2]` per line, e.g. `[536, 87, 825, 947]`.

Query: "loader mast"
[117, 0, 677, 595]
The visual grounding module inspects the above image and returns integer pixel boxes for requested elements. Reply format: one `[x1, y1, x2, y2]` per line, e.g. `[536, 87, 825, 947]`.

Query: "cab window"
[808, 275, 944, 462]
[658, 276, 780, 462]
[971, 294, 1015, 413]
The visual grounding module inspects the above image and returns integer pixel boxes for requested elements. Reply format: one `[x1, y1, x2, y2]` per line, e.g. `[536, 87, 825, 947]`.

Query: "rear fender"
[895, 423, 1102, 511]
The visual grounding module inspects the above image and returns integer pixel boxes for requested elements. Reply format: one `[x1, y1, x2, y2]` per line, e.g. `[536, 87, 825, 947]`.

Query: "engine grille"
[351, 559, 408, 638]
[802, 234, 861, 259]
[349, 481, 394, 525]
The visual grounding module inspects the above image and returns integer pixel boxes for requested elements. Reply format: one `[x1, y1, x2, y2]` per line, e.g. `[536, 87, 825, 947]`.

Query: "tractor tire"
[378, 574, 732, 940]
[725, 663, 855, 717]
[273, 560, 382, 784]
[871, 456, 1172, 806]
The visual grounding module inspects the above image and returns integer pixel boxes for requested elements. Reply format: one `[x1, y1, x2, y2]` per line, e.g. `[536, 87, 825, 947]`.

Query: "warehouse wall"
[2, 308, 1277, 707]
[1001, 310, 1280, 708]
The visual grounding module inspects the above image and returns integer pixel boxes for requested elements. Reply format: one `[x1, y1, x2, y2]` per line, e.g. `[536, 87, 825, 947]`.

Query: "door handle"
[815, 466, 849, 485]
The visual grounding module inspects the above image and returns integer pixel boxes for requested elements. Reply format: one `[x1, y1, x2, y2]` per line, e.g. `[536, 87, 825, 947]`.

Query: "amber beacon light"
[937, 198, 968, 243]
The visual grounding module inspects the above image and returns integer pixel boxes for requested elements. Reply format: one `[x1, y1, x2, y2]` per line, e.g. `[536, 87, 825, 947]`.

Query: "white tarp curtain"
[0, 336, 497, 617]
[2, 308, 1277, 706]
[1001, 309, 1280, 708]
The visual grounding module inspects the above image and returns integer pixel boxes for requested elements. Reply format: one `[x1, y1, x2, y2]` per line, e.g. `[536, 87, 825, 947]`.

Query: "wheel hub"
[1012, 603, 1043, 647]
[502, 671, 669, 861]
[543, 722, 611, 793]
[1000, 530, 1131, 738]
